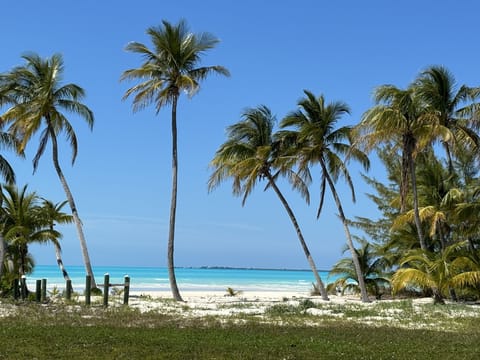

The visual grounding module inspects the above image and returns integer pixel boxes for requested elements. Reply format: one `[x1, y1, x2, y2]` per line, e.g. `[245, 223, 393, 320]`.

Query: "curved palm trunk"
[265, 172, 329, 301]
[321, 165, 369, 303]
[53, 241, 70, 281]
[168, 95, 183, 302]
[49, 128, 96, 289]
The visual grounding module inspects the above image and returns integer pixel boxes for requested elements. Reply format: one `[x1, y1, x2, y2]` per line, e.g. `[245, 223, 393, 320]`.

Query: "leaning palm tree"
[208, 106, 329, 300]
[39, 199, 73, 281]
[121, 19, 229, 301]
[280, 90, 371, 302]
[415, 65, 480, 172]
[355, 85, 440, 251]
[0, 53, 97, 287]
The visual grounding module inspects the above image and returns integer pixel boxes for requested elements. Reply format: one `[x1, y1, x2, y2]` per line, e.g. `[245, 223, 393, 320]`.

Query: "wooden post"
[35, 280, 41, 302]
[85, 275, 91, 306]
[66, 279, 72, 300]
[103, 273, 110, 307]
[20, 276, 27, 300]
[13, 279, 19, 300]
[41, 279, 47, 302]
[123, 275, 130, 305]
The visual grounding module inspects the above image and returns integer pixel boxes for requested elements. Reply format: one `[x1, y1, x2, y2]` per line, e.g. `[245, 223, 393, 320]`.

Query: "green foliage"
[225, 287, 242, 297]
[1, 303, 479, 359]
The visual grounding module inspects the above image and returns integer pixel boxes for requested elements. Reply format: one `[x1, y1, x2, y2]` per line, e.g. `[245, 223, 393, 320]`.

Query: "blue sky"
[1, 1, 479, 270]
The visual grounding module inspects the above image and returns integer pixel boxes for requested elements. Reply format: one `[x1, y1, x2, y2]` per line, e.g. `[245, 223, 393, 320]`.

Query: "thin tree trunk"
[53, 241, 70, 281]
[49, 128, 97, 289]
[321, 165, 369, 303]
[408, 149, 427, 250]
[168, 95, 183, 302]
[265, 173, 329, 301]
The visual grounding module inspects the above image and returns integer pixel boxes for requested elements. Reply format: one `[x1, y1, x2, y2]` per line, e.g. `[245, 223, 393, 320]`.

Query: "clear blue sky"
[1, 1, 479, 270]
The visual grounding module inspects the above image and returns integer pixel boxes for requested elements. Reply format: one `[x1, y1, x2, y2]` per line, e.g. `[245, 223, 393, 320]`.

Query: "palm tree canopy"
[121, 19, 230, 113]
[1, 184, 59, 248]
[0, 53, 94, 171]
[280, 90, 370, 216]
[208, 105, 309, 205]
[415, 65, 480, 160]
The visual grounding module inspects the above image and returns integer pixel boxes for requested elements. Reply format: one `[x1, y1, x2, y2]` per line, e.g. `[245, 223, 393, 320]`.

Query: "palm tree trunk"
[168, 95, 183, 302]
[53, 242, 70, 281]
[322, 165, 369, 303]
[408, 149, 427, 250]
[265, 172, 329, 301]
[49, 128, 97, 289]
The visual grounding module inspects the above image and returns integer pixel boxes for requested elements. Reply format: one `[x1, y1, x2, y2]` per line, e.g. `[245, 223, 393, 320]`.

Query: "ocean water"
[27, 265, 335, 293]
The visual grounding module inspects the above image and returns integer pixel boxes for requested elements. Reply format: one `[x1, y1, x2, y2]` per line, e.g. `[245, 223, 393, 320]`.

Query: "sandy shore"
[125, 290, 389, 318]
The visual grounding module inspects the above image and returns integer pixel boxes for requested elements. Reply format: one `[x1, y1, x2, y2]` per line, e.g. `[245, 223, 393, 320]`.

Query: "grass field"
[1, 299, 479, 359]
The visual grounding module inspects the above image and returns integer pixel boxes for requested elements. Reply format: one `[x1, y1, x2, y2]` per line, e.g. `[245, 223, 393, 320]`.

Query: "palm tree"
[121, 19, 230, 301]
[0, 53, 97, 288]
[328, 239, 390, 299]
[355, 85, 438, 251]
[415, 65, 480, 172]
[1, 184, 58, 277]
[280, 90, 371, 302]
[208, 106, 329, 300]
[39, 199, 73, 281]
[392, 241, 480, 304]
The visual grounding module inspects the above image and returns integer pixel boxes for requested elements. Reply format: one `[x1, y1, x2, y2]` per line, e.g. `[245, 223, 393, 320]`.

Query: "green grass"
[0, 301, 479, 359]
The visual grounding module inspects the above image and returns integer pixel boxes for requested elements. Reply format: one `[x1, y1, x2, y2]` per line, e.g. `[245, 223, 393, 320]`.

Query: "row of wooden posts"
[13, 273, 131, 307]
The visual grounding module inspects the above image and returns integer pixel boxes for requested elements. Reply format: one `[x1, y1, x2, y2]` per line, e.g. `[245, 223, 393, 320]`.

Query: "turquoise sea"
[28, 265, 334, 293]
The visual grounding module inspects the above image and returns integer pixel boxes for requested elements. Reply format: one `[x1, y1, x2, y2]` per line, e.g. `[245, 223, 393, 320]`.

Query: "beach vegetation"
[0, 184, 73, 296]
[392, 241, 480, 304]
[121, 19, 229, 302]
[328, 238, 390, 299]
[225, 287, 242, 296]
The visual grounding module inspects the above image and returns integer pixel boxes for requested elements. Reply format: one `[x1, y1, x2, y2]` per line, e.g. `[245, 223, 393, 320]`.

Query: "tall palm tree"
[280, 90, 371, 302]
[415, 65, 480, 172]
[121, 19, 229, 301]
[355, 85, 440, 251]
[0, 53, 97, 287]
[39, 199, 73, 281]
[208, 106, 329, 300]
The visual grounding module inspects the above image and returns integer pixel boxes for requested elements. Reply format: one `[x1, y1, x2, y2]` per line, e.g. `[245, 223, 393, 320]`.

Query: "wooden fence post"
[41, 279, 47, 302]
[13, 279, 19, 300]
[103, 273, 110, 307]
[123, 275, 130, 305]
[65, 279, 72, 300]
[20, 276, 27, 300]
[85, 275, 91, 306]
[35, 280, 41, 302]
